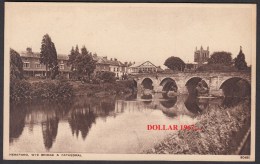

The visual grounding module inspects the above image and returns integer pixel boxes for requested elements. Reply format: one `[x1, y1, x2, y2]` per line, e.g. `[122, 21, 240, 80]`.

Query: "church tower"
[194, 46, 210, 67]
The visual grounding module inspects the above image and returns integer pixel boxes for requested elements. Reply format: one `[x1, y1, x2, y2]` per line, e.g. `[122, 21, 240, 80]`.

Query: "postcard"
[3, 2, 256, 161]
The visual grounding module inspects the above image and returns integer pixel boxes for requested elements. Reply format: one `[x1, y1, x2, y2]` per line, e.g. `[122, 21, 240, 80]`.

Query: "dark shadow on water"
[159, 97, 178, 118]
[221, 97, 246, 108]
[160, 97, 177, 109]
[68, 97, 116, 140]
[184, 95, 209, 114]
[125, 93, 137, 101]
[9, 104, 26, 143]
[42, 117, 59, 150]
[141, 94, 152, 104]
[68, 107, 97, 140]
[9, 98, 117, 150]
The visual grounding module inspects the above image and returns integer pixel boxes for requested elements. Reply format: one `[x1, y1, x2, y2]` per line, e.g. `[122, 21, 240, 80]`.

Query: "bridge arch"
[219, 77, 251, 97]
[133, 80, 137, 88]
[141, 78, 154, 90]
[160, 77, 178, 91]
[185, 77, 209, 95]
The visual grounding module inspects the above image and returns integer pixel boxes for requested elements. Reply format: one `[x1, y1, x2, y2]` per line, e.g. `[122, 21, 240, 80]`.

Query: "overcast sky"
[5, 3, 256, 67]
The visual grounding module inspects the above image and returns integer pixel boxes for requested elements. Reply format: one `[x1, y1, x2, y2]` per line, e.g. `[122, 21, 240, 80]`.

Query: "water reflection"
[222, 97, 245, 108]
[125, 93, 137, 101]
[69, 108, 96, 140]
[9, 93, 249, 153]
[184, 95, 208, 114]
[10, 104, 26, 142]
[160, 97, 177, 109]
[141, 94, 153, 104]
[42, 117, 59, 150]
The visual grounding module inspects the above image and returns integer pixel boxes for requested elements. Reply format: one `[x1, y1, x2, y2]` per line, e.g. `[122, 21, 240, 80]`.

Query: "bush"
[96, 71, 116, 83]
[56, 74, 68, 81]
[10, 79, 32, 101]
[10, 79, 74, 101]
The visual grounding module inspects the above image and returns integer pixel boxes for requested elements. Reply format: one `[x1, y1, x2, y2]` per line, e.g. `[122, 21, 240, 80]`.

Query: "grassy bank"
[144, 99, 251, 154]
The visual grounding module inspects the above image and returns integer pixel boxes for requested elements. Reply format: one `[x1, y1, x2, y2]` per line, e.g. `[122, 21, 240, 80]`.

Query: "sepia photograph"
[3, 2, 256, 161]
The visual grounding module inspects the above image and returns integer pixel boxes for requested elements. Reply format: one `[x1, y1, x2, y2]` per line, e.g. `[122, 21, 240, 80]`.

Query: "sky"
[5, 3, 256, 68]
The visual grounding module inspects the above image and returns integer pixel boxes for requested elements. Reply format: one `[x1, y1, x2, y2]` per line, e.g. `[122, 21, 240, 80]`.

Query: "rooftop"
[130, 61, 159, 68]
[20, 48, 69, 60]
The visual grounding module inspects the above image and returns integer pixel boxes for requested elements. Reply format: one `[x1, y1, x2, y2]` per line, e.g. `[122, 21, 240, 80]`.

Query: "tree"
[96, 71, 116, 83]
[234, 47, 248, 70]
[208, 51, 232, 65]
[10, 48, 24, 80]
[164, 56, 185, 71]
[74, 46, 96, 80]
[40, 34, 59, 79]
[50, 42, 59, 79]
[68, 47, 75, 70]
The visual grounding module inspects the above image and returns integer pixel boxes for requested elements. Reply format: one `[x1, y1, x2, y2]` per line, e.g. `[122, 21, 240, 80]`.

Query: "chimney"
[124, 62, 128, 65]
[110, 58, 113, 61]
[114, 58, 117, 61]
[26, 47, 32, 53]
[103, 56, 107, 60]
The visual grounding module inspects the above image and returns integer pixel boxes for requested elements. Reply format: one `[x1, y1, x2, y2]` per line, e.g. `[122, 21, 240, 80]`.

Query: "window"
[23, 62, 30, 68]
[35, 63, 41, 68]
[60, 64, 64, 70]
[117, 68, 119, 72]
[117, 73, 118, 77]
[114, 68, 116, 72]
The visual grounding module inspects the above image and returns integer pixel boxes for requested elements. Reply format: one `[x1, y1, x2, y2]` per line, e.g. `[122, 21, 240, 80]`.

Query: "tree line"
[68, 45, 96, 81]
[164, 48, 248, 71]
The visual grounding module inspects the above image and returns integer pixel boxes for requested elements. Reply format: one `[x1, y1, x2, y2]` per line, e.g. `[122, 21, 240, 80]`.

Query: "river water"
[9, 93, 246, 154]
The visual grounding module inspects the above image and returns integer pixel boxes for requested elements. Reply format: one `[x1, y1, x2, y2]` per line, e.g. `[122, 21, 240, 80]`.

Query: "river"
[9, 93, 247, 154]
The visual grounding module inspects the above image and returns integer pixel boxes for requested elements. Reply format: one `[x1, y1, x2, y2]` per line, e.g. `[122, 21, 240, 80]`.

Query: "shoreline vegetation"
[144, 100, 251, 155]
[10, 77, 136, 102]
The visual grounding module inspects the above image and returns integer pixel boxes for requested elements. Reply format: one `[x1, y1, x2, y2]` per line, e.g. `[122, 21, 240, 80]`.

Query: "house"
[107, 58, 127, 79]
[128, 61, 161, 74]
[19, 47, 130, 80]
[185, 61, 200, 71]
[92, 54, 127, 79]
[92, 54, 110, 73]
[20, 47, 71, 78]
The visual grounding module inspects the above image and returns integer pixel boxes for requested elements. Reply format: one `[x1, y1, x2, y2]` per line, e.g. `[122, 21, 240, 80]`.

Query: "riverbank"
[144, 99, 251, 154]
[70, 80, 135, 97]
[10, 78, 135, 101]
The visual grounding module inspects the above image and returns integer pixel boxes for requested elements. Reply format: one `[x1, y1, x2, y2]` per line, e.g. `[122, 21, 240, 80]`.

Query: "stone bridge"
[130, 71, 251, 96]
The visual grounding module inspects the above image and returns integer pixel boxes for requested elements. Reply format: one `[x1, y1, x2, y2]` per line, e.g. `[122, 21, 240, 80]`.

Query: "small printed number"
[240, 155, 250, 159]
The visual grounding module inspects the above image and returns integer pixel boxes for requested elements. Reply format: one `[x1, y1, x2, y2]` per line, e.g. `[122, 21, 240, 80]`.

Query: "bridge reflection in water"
[9, 92, 248, 153]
